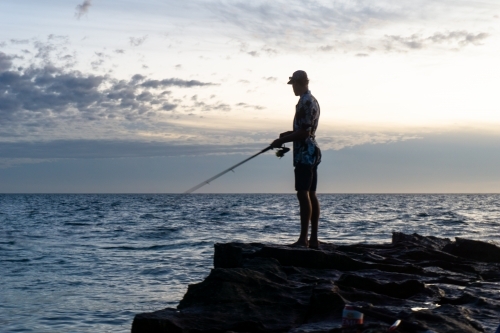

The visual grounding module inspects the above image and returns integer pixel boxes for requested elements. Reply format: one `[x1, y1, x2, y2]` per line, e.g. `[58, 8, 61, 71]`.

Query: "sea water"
[1, 194, 499, 332]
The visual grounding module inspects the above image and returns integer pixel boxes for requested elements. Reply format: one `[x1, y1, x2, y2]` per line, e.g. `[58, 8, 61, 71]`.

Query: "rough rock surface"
[132, 233, 500, 333]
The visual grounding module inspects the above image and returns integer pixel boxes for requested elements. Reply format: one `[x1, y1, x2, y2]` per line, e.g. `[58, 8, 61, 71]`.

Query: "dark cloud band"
[0, 140, 262, 159]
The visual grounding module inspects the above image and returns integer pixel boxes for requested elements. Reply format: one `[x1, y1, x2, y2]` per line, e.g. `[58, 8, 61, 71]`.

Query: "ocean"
[1, 194, 499, 332]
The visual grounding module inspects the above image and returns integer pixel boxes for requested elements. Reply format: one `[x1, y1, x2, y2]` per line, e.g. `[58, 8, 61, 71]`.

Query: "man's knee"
[297, 190, 309, 201]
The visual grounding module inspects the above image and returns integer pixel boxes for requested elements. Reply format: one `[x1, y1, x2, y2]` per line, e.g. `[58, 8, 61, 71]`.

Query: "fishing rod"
[184, 145, 290, 194]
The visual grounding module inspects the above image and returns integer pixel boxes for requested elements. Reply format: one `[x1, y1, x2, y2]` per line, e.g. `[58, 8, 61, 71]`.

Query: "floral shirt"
[293, 90, 321, 166]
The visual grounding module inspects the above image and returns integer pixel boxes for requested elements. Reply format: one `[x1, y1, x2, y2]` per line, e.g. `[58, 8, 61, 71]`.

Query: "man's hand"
[270, 138, 283, 148]
[273, 131, 293, 147]
[272, 129, 310, 148]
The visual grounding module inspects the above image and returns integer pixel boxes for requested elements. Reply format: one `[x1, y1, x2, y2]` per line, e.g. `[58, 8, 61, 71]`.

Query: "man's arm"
[279, 131, 293, 138]
[271, 129, 310, 148]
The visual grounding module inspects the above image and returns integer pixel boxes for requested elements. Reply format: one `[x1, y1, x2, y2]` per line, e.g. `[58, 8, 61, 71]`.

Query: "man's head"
[287, 70, 309, 96]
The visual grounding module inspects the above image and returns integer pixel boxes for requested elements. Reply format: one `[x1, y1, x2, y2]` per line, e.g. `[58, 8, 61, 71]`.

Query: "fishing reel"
[274, 146, 290, 159]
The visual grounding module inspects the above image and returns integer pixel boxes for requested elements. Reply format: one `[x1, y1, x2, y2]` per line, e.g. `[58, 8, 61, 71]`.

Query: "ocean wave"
[1, 193, 500, 333]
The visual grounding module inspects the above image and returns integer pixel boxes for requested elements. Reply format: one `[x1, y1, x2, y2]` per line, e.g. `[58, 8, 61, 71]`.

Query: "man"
[271, 70, 321, 248]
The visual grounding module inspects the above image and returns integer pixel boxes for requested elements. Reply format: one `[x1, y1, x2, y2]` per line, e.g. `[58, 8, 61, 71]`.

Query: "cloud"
[91, 51, 110, 70]
[0, 158, 51, 169]
[162, 103, 177, 111]
[237, 41, 261, 57]
[140, 78, 216, 88]
[0, 49, 218, 138]
[129, 35, 148, 47]
[0, 140, 263, 160]
[207, 0, 400, 43]
[429, 31, 489, 46]
[10, 39, 30, 45]
[261, 47, 278, 55]
[75, 0, 92, 19]
[29, 35, 72, 66]
[320, 132, 421, 151]
[0, 52, 12, 71]
[206, 1, 494, 56]
[186, 100, 231, 112]
[262, 76, 277, 82]
[383, 31, 490, 52]
[236, 102, 265, 110]
[318, 45, 335, 52]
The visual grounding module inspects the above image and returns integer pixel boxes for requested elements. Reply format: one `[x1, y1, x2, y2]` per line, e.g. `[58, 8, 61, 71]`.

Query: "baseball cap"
[287, 70, 308, 84]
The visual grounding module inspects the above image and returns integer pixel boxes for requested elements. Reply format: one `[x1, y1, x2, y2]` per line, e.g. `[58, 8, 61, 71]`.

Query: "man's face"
[292, 82, 300, 96]
[292, 81, 306, 96]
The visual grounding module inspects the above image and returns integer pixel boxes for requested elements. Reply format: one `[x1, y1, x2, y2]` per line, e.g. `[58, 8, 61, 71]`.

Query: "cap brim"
[287, 78, 293, 84]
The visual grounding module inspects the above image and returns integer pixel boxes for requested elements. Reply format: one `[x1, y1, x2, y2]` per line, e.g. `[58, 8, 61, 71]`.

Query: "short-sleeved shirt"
[293, 90, 321, 166]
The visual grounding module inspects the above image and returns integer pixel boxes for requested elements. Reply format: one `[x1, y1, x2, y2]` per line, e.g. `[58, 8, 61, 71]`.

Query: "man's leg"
[309, 191, 320, 248]
[295, 190, 311, 246]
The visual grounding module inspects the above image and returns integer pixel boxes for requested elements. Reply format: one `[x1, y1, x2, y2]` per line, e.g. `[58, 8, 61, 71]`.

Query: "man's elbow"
[299, 129, 310, 140]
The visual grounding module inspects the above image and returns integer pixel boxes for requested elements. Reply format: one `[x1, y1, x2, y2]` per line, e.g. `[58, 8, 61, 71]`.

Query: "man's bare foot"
[309, 239, 320, 249]
[289, 240, 309, 248]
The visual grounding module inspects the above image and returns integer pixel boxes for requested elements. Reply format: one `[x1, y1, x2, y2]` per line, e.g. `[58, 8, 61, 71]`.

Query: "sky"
[0, 0, 499, 193]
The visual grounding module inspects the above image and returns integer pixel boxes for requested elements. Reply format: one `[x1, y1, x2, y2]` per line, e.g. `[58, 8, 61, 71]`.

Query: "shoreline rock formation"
[132, 233, 500, 333]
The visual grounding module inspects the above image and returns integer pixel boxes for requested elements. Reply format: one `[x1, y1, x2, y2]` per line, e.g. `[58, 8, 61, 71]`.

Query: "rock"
[402, 304, 485, 333]
[392, 232, 452, 250]
[336, 274, 429, 299]
[443, 238, 500, 263]
[132, 233, 500, 333]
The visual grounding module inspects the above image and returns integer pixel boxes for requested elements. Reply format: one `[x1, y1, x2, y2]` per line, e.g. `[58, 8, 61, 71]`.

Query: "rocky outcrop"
[132, 233, 500, 333]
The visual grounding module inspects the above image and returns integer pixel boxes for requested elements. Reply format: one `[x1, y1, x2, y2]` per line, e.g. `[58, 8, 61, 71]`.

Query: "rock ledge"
[132, 233, 500, 333]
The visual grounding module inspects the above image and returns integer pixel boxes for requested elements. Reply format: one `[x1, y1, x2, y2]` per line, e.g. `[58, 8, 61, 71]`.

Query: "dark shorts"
[294, 164, 318, 192]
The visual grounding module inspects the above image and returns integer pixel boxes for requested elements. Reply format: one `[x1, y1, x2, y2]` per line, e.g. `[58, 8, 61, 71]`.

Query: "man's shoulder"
[298, 91, 312, 103]
[298, 91, 318, 109]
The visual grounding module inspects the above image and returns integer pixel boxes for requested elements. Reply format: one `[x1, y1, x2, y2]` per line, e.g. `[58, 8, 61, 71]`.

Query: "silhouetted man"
[271, 70, 321, 248]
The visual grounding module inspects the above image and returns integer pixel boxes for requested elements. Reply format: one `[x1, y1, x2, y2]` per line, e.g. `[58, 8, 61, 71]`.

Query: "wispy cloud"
[384, 31, 490, 51]
[236, 102, 265, 110]
[129, 35, 148, 47]
[318, 45, 335, 52]
[316, 29, 489, 56]
[261, 47, 278, 55]
[75, 0, 92, 19]
[140, 77, 215, 88]
[91, 51, 110, 70]
[206, 0, 409, 44]
[31, 35, 73, 67]
[10, 39, 30, 45]
[207, 0, 494, 55]
[320, 133, 422, 151]
[184, 97, 231, 112]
